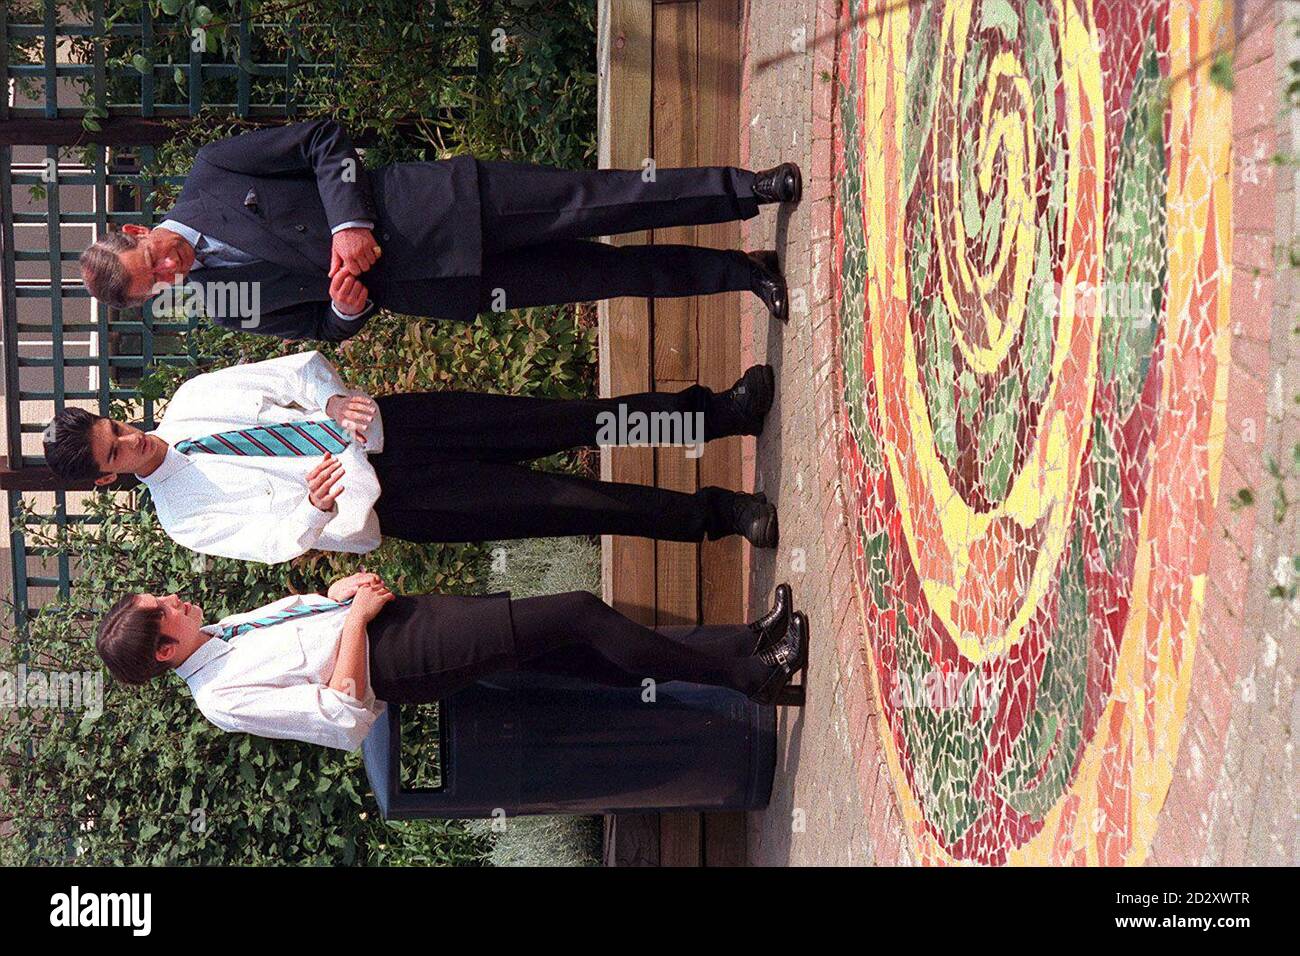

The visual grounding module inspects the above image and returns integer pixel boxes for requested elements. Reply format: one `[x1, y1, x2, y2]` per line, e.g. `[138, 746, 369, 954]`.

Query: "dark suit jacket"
[164, 119, 483, 341]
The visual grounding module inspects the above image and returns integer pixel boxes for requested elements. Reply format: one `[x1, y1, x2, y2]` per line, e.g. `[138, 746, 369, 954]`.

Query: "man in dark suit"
[78, 119, 801, 341]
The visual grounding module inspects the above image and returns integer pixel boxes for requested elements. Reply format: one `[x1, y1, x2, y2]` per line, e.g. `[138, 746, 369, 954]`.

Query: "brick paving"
[738, 0, 1295, 866]
[1149, 0, 1297, 867]
[741, 0, 904, 866]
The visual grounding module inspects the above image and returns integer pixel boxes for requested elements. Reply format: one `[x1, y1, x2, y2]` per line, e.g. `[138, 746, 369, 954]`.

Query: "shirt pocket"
[261, 628, 310, 674]
[262, 473, 304, 513]
[223, 624, 307, 675]
[293, 624, 339, 686]
[225, 469, 277, 513]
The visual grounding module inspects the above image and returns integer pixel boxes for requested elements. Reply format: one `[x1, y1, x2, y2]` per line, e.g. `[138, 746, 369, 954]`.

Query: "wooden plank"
[651, 0, 698, 384]
[601, 0, 656, 626]
[696, 0, 748, 868]
[651, 0, 707, 865]
[599, 0, 660, 866]
[654, 439, 699, 627]
[658, 810, 703, 867]
[604, 813, 661, 866]
[695, 0, 748, 869]
[696, 0, 745, 626]
[602, 0, 749, 866]
[703, 811, 748, 866]
[651, 0, 704, 863]
[608, 424, 656, 625]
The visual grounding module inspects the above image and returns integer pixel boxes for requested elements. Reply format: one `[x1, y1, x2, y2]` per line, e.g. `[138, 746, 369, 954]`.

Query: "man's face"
[136, 593, 205, 662]
[87, 418, 166, 483]
[116, 225, 197, 302]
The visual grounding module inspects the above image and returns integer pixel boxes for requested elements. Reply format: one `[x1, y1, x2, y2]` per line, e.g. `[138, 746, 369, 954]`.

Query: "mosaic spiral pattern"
[832, 0, 1233, 864]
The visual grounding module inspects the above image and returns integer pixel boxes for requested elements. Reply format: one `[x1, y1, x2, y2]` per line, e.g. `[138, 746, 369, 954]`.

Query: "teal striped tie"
[176, 419, 349, 457]
[216, 597, 352, 642]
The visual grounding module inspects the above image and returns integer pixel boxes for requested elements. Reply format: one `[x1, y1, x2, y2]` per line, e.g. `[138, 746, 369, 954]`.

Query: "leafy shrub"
[1, 0, 598, 866]
[3, 494, 490, 865]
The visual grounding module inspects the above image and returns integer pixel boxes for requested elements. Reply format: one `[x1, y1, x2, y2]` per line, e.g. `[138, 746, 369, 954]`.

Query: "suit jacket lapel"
[186, 261, 332, 316]
[168, 190, 324, 276]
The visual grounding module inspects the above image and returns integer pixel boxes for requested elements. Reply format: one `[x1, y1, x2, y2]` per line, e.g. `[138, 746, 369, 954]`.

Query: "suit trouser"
[369, 590, 772, 703]
[369, 386, 750, 543]
[473, 161, 759, 310]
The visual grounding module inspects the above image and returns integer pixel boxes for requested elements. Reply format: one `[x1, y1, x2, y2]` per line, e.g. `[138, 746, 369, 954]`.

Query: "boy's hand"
[328, 570, 382, 603]
[307, 452, 345, 511]
[347, 580, 395, 624]
[325, 394, 377, 445]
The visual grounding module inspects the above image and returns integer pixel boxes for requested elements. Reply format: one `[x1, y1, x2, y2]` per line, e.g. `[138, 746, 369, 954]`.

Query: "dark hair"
[43, 407, 106, 481]
[79, 230, 144, 310]
[96, 594, 169, 685]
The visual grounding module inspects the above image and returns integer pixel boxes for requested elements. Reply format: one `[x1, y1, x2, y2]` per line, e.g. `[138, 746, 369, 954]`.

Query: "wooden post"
[600, 0, 750, 867]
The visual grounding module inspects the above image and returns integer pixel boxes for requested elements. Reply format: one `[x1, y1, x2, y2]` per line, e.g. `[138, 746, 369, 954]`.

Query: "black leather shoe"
[748, 251, 788, 322]
[713, 363, 775, 436]
[753, 162, 803, 204]
[730, 492, 778, 548]
[749, 583, 793, 655]
[751, 610, 808, 706]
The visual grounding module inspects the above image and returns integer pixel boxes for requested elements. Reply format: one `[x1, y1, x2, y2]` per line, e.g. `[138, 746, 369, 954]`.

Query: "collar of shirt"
[179, 593, 313, 681]
[176, 632, 233, 682]
[138, 440, 191, 489]
[180, 594, 338, 682]
[157, 218, 201, 252]
[206, 595, 337, 638]
[160, 216, 266, 273]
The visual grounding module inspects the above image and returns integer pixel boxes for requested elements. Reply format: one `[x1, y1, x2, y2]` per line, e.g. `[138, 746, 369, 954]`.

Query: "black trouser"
[474, 161, 759, 311]
[370, 385, 751, 543]
[370, 590, 772, 703]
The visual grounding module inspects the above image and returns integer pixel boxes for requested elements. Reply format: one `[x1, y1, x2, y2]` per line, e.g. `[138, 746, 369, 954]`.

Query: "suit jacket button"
[383, 232, 390, 240]
[295, 224, 306, 232]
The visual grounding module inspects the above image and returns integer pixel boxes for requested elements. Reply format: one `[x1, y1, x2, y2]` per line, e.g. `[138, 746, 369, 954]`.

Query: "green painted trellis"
[0, 0, 492, 634]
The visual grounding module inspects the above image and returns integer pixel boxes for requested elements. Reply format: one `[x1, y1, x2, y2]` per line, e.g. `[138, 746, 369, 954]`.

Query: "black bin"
[362, 670, 776, 819]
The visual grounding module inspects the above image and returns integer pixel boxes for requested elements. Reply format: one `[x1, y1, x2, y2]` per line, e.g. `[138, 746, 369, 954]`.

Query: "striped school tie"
[216, 597, 353, 642]
[175, 420, 349, 457]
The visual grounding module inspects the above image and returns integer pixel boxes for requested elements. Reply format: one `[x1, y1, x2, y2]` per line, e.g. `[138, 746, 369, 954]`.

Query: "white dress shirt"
[141, 351, 386, 564]
[177, 592, 384, 751]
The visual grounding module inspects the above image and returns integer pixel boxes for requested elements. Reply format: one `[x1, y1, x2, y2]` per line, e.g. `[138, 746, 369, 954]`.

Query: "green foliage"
[435, 0, 598, 167]
[485, 536, 601, 599]
[1208, 51, 1236, 93]
[467, 814, 602, 867]
[3, 0, 598, 866]
[0, 2, 45, 105]
[58, 0, 596, 171]
[2, 493, 490, 865]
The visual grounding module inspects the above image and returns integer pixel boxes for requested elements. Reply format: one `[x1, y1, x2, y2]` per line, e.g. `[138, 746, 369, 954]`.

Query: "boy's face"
[136, 593, 205, 665]
[87, 418, 167, 484]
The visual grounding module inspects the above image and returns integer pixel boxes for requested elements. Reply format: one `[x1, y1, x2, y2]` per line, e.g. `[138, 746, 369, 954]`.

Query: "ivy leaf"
[1209, 52, 1235, 92]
